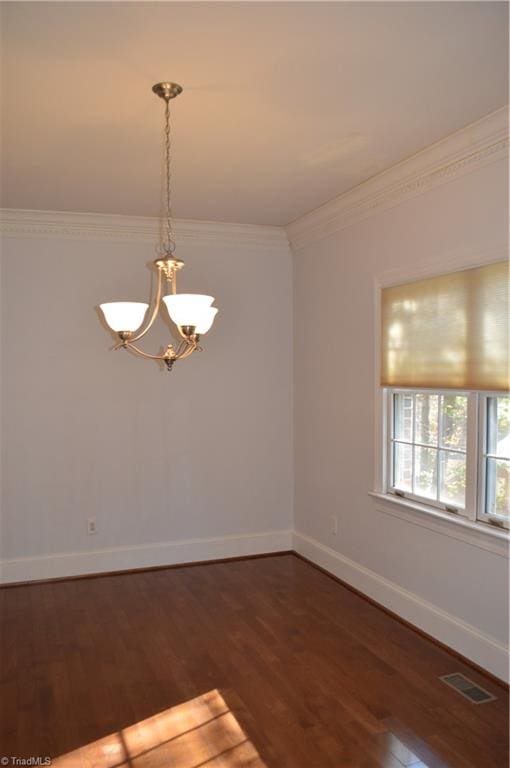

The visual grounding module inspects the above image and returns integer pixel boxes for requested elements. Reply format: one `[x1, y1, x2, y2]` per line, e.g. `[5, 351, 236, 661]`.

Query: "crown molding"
[0, 209, 290, 251]
[286, 106, 509, 251]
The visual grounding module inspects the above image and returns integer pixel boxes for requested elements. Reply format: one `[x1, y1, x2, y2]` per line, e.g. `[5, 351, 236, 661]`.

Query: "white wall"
[290, 154, 509, 681]
[0, 219, 293, 581]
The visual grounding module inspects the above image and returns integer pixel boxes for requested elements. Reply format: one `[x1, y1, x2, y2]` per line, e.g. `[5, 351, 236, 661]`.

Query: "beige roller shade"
[381, 260, 509, 391]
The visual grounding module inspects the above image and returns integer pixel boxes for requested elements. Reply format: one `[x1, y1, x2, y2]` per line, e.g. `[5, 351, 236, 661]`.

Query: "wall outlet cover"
[87, 517, 97, 535]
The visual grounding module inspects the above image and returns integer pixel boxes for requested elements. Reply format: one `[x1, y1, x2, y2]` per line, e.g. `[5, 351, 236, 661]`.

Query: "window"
[385, 389, 509, 529]
[379, 260, 509, 532]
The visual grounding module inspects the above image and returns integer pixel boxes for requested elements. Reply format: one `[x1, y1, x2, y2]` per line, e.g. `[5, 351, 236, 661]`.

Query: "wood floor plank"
[0, 554, 507, 767]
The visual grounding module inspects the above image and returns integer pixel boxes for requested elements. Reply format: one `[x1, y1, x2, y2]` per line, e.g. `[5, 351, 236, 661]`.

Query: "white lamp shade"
[99, 302, 149, 332]
[195, 307, 218, 335]
[162, 294, 215, 327]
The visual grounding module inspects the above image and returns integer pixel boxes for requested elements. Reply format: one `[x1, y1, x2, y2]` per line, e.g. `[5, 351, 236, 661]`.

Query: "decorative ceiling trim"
[0, 209, 290, 251]
[286, 106, 509, 251]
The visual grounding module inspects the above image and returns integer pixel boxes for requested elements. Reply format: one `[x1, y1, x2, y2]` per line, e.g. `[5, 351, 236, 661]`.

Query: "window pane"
[441, 395, 467, 451]
[439, 450, 466, 508]
[487, 396, 510, 458]
[394, 442, 412, 492]
[486, 458, 510, 518]
[415, 394, 438, 446]
[394, 393, 413, 442]
[414, 446, 437, 500]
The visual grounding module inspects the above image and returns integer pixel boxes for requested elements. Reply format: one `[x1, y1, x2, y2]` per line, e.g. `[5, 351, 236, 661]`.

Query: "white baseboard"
[0, 529, 293, 584]
[293, 531, 509, 683]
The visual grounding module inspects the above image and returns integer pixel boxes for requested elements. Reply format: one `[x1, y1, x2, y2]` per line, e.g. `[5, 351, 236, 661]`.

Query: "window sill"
[368, 491, 509, 558]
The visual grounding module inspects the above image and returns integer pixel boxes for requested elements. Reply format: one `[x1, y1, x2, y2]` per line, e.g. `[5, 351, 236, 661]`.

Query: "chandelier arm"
[124, 337, 196, 363]
[175, 340, 198, 360]
[174, 339, 188, 357]
[127, 267, 164, 344]
[123, 342, 173, 361]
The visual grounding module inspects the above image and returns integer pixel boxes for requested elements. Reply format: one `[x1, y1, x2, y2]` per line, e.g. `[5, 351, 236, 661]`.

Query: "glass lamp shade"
[195, 307, 218, 334]
[99, 302, 149, 333]
[162, 294, 215, 328]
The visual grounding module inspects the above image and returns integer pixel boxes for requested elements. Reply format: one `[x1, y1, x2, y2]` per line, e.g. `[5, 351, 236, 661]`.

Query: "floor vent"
[439, 673, 497, 704]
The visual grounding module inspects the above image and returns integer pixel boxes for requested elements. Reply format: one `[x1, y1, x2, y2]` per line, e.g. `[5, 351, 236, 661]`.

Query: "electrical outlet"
[330, 515, 338, 535]
[87, 516, 97, 535]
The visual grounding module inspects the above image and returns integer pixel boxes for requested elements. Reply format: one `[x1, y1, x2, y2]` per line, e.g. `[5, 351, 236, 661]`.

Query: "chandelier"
[99, 82, 218, 371]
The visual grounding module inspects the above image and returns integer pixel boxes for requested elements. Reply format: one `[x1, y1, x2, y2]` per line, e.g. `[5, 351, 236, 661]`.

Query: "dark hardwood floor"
[0, 554, 508, 767]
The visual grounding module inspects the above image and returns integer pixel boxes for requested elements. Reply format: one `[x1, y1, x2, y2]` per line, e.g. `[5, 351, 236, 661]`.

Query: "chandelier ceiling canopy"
[99, 82, 218, 372]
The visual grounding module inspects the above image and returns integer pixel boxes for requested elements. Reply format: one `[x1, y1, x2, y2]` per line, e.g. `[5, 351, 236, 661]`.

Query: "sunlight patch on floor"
[52, 689, 267, 768]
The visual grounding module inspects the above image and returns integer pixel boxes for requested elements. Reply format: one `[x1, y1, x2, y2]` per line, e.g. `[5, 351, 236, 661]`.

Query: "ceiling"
[1, 2, 508, 226]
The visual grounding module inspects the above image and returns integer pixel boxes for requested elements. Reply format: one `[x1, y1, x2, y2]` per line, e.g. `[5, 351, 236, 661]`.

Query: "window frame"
[383, 387, 509, 530]
[477, 393, 510, 529]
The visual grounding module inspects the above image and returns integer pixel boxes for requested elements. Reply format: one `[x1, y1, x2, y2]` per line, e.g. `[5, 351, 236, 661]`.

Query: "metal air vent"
[440, 673, 497, 704]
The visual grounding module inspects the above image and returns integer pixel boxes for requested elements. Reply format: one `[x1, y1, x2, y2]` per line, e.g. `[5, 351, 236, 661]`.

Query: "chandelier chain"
[164, 98, 175, 255]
